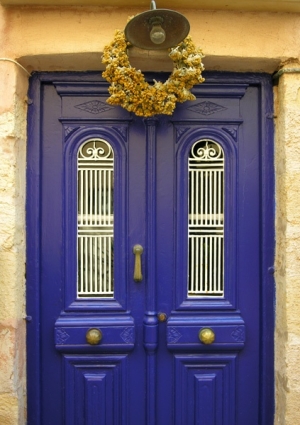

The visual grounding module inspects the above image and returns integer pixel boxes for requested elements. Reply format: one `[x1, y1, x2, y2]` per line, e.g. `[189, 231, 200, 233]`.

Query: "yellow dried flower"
[102, 29, 205, 117]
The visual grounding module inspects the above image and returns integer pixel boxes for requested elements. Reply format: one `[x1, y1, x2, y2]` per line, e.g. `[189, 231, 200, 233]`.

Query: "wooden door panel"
[174, 354, 236, 425]
[64, 355, 128, 425]
[174, 125, 238, 311]
[55, 319, 135, 352]
[27, 72, 274, 425]
[63, 125, 129, 312]
[166, 320, 245, 351]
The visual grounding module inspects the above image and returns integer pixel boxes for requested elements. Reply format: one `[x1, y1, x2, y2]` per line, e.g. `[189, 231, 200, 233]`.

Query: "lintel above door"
[1, 0, 299, 13]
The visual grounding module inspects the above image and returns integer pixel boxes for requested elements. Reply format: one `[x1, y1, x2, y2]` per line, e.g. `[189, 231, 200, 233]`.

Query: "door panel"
[174, 354, 236, 425]
[64, 355, 128, 425]
[27, 72, 274, 424]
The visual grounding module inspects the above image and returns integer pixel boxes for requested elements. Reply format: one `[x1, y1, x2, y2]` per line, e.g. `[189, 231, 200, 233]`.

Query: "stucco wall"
[1, 6, 300, 72]
[0, 4, 300, 424]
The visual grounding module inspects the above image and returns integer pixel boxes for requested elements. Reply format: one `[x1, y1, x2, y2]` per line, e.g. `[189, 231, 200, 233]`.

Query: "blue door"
[27, 72, 274, 424]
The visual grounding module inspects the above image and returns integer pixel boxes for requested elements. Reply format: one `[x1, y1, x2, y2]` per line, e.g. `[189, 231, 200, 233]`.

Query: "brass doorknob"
[198, 328, 215, 345]
[86, 328, 102, 345]
[157, 312, 167, 322]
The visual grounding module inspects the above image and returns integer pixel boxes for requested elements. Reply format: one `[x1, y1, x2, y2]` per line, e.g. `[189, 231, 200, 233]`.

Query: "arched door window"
[188, 139, 224, 297]
[77, 139, 114, 298]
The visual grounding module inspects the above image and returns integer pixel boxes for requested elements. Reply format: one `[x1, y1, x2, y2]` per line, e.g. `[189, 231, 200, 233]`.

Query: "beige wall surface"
[1, 0, 300, 13]
[0, 4, 300, 424]
[275, 71, 300, 424]
[0, 59, 27, 425]
[1, 6, 300, 73]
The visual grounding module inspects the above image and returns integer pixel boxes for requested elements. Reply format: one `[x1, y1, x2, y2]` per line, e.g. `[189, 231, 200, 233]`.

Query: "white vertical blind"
[188, 139, 224, 297]
[77, 139, 114, 298]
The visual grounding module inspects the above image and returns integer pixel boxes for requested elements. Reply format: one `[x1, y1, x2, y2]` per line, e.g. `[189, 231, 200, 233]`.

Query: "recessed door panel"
[174, 354, 236, 425]
[27, 72, 274, 425]
[64, 355, 128, 425]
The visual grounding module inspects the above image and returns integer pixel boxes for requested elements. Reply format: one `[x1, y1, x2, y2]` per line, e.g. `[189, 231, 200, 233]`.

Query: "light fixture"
[149, 16, 166, 45]
[124, 0, 190, 50]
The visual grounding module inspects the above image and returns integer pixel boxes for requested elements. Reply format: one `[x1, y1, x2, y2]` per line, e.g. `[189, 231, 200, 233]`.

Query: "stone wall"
[275, 68, 300, 424]
[0, 59, 27, 425]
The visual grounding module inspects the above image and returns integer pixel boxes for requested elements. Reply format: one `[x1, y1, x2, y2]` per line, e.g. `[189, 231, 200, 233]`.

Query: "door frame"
[26, 71, 275, 424]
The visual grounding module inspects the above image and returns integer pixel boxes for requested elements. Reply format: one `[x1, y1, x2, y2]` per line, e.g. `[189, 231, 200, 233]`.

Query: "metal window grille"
[77, 139, 114, 298]
[188, 139, 224, 297]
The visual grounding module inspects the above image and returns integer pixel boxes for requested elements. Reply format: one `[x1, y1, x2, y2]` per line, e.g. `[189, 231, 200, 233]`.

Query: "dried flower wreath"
[102, 29, 205, 117]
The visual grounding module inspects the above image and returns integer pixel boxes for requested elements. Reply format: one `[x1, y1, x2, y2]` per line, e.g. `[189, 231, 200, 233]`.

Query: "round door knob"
[157, 312, 167, 322]
[199, 328, 215, 345]
[86, 328, 102, 345]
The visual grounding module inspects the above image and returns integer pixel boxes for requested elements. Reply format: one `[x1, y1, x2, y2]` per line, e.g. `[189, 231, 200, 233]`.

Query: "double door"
[26, 72, 274, 424]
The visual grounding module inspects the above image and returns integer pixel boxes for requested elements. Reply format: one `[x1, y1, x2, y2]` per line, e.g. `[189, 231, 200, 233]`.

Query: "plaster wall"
[2, 0, 300, 13]
[1, 6, 300, 72]
[0, 4, 300, 424]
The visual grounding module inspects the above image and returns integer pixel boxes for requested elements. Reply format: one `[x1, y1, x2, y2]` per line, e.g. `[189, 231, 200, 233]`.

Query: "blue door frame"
[26, 72, 275, 424]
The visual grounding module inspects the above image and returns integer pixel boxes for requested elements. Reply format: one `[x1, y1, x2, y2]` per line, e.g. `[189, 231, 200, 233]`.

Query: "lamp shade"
[124, 4, 190, 50]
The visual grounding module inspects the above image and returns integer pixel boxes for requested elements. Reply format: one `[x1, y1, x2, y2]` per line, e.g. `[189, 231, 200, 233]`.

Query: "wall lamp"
[124, 0, 190, 50]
